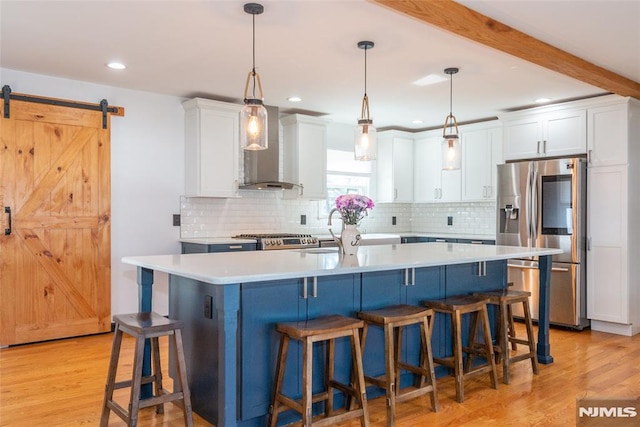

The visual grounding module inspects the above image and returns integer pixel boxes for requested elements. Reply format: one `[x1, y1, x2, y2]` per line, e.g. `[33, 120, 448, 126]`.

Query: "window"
[320, 149, 372, 216]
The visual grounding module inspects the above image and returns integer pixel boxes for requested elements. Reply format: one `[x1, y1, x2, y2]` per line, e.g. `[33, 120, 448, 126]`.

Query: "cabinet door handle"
[302, 277, 308, 299]
[434, 188, 438, 199]
[536, 140, 540, 154]
[483, 186, 487, 198]
[403, 268, 415, 286]
[588, 149, 592, 165]
[4, 206, 11, 235]
[438, 188, 443, 199]
[312, 276, 318, 298]
[487, 185, 492, 198]
[394, 188, 398, 200]
[587, 236, 592, 251]
[478, 261, 487, 277]
[542, 140, 547, 154]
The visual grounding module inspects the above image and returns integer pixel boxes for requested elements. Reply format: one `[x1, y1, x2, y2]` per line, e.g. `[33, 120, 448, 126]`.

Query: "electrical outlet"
[392, 216, 397, 226]
[204, 295, 213, 319]
[173, 214, 181, 227]
[447, 216, 453, 226]
[300, 214, 306, 225]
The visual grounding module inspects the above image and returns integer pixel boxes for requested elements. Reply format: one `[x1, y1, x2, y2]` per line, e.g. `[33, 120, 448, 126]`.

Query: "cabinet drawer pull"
[470, 241, 483, 244]
[435, 239, 446, 242]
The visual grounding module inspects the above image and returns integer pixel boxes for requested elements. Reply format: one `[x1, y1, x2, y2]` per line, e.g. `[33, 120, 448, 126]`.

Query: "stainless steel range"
[234, 233, 319, 250]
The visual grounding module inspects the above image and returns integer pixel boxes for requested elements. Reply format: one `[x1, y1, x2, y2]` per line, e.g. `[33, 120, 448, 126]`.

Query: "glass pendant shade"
[240, 100, 268, 150]
[355, 118, 377, 161]
[442, 134, 461, 170]
[442, 67, 461, 170]
[354, 41, 376, 161]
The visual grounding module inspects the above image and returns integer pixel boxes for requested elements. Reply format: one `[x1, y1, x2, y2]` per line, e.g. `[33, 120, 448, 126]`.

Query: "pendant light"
[442, 67, 461, 170]
[241, 3, 268, 151]
[354, 41, 377, 161]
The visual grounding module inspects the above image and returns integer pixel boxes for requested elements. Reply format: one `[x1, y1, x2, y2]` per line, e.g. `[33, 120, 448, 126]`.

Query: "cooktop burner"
[233, 233, 319, 250]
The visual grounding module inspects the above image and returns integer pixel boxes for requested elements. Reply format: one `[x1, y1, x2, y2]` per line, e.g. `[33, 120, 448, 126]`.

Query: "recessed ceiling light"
[535, 97, 552, 103]
[412, 119, 423, 124]
[412, 74, 448, 87]
[107, 62, 126, 70]
[287, 96, 302, 102]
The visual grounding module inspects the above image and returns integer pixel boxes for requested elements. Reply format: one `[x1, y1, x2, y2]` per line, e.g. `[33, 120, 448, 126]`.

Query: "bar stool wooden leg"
[172, 330, 194, 426]
[507, 304, 518, 351]
[522, 298, 540, 375]
[268, 335, 289, 427]
[302, 337, 313, 427]
[129, 333, 146, 426]
[498, 301, 511, 384]
[480, 305, 499, 389]
[420, 316, 440, 412]
[101, 327, 123, 427]
[384, 323, 396, 426]
[326, 338, 335, 418]
[452, 310, 464, 403]
[150, 337, 164, 415]
[350, 330, 370, 427]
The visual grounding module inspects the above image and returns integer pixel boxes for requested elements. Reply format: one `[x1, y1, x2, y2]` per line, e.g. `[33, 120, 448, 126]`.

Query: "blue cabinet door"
[239, 274, 359, 422]
[441, 260, 507, 356]
[240, 279, 302, 421]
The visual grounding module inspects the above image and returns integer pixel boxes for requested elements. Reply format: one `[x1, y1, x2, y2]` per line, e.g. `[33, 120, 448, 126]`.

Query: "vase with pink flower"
[328, 194, 375, 256]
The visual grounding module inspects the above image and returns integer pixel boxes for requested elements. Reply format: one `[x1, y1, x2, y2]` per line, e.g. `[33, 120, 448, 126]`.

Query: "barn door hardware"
[4, 207, 11, 235]
[1, 85, 122, 129]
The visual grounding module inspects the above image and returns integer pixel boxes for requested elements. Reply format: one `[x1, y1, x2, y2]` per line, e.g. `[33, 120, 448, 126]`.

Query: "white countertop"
[122, 243, 562, 285]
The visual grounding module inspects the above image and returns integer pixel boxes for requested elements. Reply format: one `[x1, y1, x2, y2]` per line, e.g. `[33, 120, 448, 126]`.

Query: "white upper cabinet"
[376, 131, 414, 203]
[503, 107, 586, 160]
[281, 114, 328, 200]
[413, 131, 461, 203]
[587, 101, 629, 167]
[461, 122, 502, 201]
[183, 98, 241, 197]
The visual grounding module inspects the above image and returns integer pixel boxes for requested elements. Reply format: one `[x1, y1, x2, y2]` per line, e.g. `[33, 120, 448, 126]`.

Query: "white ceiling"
[1, 0, 638, 131]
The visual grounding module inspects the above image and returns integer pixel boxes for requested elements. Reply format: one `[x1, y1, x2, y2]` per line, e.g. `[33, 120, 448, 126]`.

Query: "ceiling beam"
[370, 0, 640, 99]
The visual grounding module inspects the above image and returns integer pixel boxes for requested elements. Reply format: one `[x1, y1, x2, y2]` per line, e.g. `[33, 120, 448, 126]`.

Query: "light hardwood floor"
[1, 325, 639, 426]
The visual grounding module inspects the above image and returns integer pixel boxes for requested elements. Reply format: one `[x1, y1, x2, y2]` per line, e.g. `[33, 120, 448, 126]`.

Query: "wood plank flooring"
[1, 325, 639, 426]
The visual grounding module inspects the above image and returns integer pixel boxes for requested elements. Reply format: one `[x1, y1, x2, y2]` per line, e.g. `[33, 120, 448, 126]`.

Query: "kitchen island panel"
[239, 274, 360, 421]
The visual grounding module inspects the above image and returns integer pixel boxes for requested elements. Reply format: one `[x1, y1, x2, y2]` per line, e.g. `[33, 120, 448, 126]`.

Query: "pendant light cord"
[363, 45, 368, 97]
[449, 72, 453, 132]
[251, 13, 257, 99]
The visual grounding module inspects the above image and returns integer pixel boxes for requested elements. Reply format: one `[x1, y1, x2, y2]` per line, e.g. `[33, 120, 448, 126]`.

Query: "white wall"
[1, 68, 185, 316]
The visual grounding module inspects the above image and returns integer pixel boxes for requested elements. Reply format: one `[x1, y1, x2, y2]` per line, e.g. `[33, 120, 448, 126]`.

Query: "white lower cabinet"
[587, 165, 628, 325]
[183, 98, 241, 197]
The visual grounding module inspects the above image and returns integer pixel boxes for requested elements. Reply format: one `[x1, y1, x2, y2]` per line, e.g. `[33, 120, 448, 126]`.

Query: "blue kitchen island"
[122, 242, 561, 427]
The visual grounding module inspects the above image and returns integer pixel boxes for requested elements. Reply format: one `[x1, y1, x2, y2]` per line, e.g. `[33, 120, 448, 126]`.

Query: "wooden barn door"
[0, 90, 123, 345]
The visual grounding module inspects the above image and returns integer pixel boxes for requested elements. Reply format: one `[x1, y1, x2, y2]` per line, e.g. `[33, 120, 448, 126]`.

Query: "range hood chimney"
[240, 106, 297, 190]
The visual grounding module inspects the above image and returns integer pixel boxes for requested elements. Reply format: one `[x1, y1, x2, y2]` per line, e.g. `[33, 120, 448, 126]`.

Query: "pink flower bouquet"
[335, 194, 375, 225]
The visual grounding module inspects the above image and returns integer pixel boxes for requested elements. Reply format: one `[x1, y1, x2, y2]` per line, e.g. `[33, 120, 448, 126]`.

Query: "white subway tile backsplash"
[180, 195, 496, 238]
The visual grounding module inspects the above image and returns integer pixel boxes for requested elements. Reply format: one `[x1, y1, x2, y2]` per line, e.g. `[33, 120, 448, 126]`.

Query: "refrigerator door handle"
[531, 169, 539, 245]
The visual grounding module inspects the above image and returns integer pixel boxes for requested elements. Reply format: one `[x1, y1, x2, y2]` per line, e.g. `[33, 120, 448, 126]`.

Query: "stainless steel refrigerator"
[496, 157, 589, 329]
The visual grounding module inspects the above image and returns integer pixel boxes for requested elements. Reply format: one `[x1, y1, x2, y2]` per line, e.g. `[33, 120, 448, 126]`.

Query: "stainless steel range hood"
[240, 106, 297, 190]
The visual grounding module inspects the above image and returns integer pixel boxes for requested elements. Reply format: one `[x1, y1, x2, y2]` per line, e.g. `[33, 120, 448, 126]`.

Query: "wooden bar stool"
[100, 312, 193, 427]
[472, 289, 539, 384]
[268, 315, 370, 427]
[357, 304, 439, 427]
[422, 295, 498, 403]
